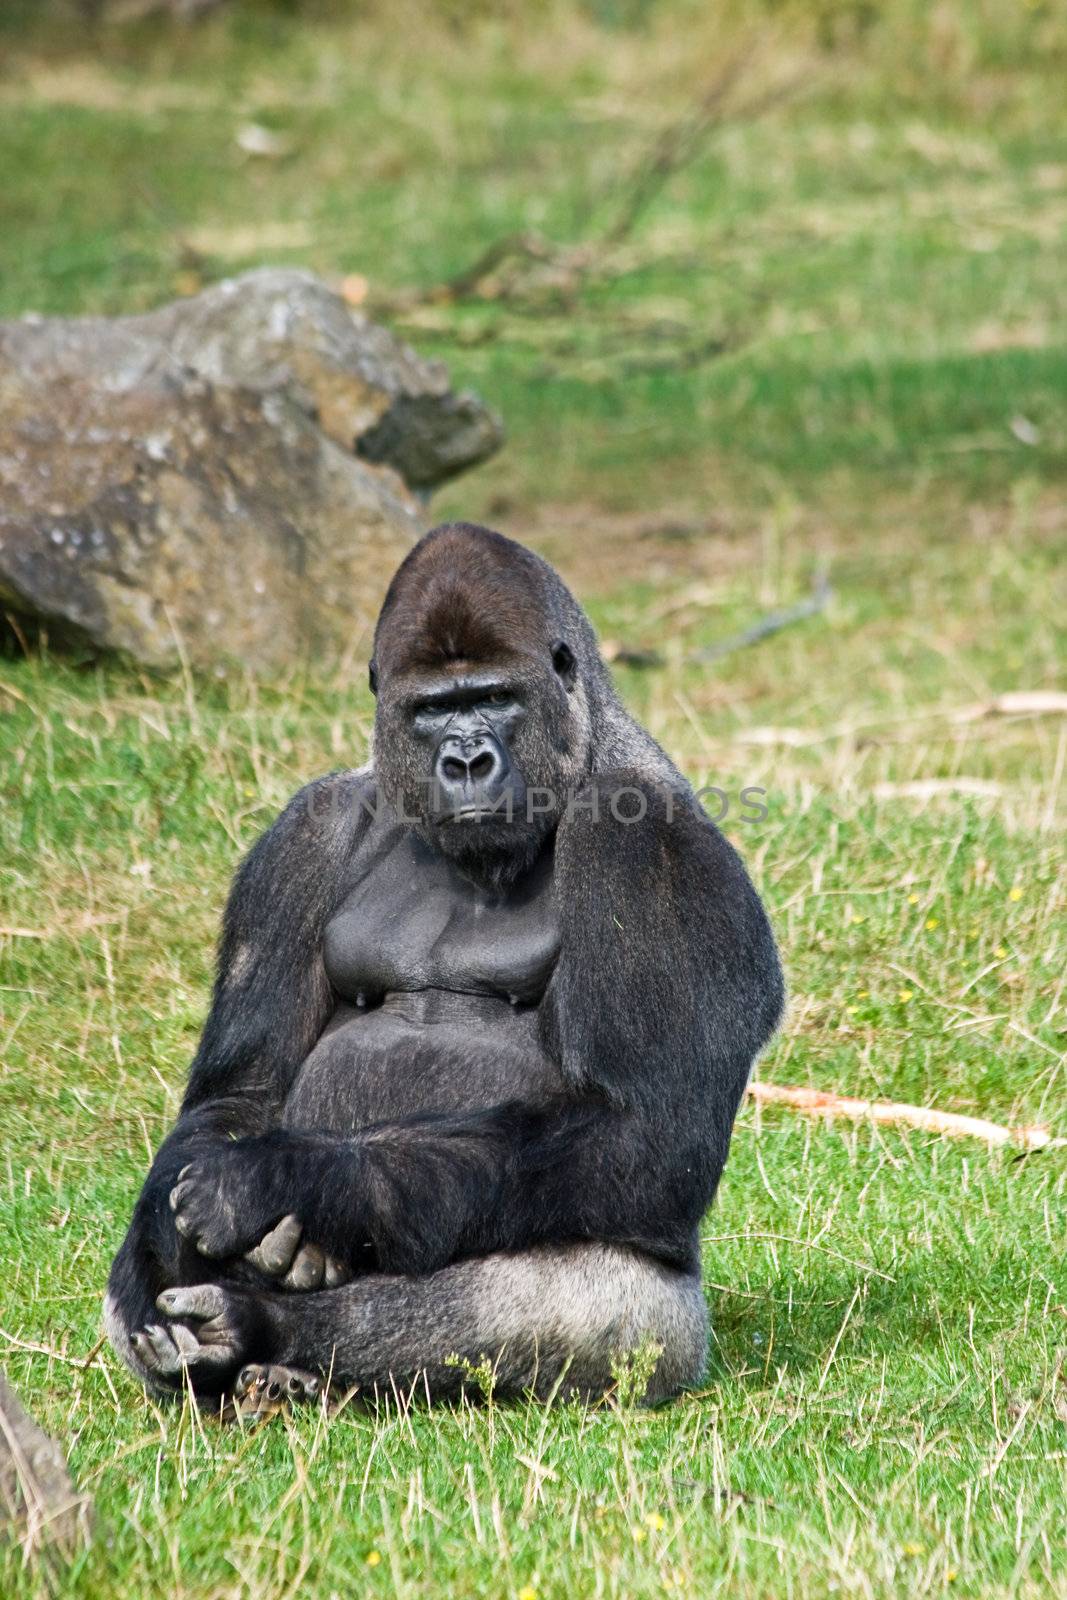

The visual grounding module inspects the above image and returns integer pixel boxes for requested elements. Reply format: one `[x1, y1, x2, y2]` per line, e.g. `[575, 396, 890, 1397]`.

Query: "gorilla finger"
[323, 1255, 351, 1289]
[169, 1322, 203, 1361]
[131, 1329, 168, 1375]
[185, 1338, 238, 1371]
[284, 1243, 324, 1291]
[168, 1180, 193, 1214]
[135, 1324, 183, 1375]
[157, 1284, 228, 1321]
[246, 1214, 302, 1277]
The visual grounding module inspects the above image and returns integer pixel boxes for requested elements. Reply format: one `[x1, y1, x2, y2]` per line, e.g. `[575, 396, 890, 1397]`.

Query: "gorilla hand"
[244, 1213, 352, 1291]
[131, 1284, 261, 1384]
[168, 1145, 288, 1259]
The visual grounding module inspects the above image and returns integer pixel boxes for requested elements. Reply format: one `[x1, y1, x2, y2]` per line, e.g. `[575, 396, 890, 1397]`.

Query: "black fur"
[105, 524, 784, 1402]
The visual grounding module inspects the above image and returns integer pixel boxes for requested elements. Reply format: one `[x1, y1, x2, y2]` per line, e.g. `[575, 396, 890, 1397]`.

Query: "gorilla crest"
[105, 523, 784, 1413]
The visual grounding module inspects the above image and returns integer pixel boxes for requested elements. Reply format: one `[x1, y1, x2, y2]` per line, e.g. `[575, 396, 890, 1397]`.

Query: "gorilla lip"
[441, 805, 506, 823]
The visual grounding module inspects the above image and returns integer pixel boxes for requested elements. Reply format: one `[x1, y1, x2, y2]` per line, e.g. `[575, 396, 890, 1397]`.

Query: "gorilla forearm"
[106, 1097, 278, 1340]
[168, 1093, 724, 1276]
[107, 772, 369, 1346]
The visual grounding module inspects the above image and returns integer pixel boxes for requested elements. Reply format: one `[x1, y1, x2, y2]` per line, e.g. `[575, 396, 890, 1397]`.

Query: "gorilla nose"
[434, 737, 506, 805]
[440, 748, 498, 783]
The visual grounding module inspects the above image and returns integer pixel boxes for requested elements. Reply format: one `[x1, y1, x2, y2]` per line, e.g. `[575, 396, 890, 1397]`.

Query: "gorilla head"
[370, 524, 598, 886]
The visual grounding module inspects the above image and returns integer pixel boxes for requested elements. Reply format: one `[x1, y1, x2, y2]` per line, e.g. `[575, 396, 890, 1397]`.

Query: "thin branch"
[370, 51, 810, 316]
[605, 57, 807, 245]
[747, 1082, 1065, 1154]
[601, 576, 831, 671]
[688, 574, 831, 664]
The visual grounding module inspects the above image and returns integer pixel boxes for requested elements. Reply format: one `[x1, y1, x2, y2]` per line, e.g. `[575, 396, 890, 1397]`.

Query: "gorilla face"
[376, 641, 580, 888]
[412, 673, 528, 824]
[368, 523, 596, 888]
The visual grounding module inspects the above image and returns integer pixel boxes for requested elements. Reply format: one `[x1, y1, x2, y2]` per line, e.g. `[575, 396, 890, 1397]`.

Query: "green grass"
[1, 3, 1066, 1596]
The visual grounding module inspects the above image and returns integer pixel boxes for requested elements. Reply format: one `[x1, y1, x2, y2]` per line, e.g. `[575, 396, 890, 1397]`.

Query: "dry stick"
[374, 55, 808, 314]
[426, 233, 555, 304]
[747, 1082, 1065, 1154]
[604, 56, 806, 246]
[603, 575, 831, 670]
[688, 574, 832, 665]
[602, 47, 756, 246]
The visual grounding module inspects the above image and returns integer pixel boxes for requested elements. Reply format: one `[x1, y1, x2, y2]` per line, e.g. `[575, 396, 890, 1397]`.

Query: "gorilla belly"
[281, 992, 565, 1134]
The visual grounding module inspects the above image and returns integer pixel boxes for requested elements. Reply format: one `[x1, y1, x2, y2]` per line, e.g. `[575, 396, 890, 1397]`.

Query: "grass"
[1, 2, 1066, 1595]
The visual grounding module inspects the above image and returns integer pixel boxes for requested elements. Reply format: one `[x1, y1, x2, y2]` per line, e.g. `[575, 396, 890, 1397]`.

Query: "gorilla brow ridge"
[375, 525, 552, 678]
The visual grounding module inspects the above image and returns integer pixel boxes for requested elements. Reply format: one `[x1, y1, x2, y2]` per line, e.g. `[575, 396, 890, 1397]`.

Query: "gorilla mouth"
[442, 805, 510, 823]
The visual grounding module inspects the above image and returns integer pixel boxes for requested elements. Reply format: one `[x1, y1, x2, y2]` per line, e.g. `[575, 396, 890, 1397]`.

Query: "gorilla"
[104, 523, 783, 1413]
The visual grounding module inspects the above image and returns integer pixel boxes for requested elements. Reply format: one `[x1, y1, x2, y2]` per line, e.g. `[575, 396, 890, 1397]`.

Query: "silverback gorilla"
[105, 523, 783, 1413]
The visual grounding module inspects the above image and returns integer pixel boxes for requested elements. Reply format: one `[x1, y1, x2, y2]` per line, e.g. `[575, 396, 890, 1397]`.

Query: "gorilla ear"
[551, 639, 577, 689]
[368, 658, 379, 696]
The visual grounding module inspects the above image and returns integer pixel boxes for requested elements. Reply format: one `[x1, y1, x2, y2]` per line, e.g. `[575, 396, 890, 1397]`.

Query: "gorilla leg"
[163, 1244, 708, 1407]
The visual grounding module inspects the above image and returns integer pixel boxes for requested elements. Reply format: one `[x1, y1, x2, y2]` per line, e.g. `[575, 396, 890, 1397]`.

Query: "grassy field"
[1, 3, 1066, 1596]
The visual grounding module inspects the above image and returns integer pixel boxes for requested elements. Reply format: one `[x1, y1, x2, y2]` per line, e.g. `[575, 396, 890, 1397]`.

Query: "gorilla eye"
[486, 691, 511, 706]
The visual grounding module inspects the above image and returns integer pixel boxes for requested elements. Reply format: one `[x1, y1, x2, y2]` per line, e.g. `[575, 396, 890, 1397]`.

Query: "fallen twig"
[747, 1082, 1064, 1153]
[370, 52, 809, 317]
[725, 690, 1067, 748]
[870, 778, 1004, 801]
[603, 576, 831, 669]
[605, 54, 806, 245]
[951, 690, 1067, 722]
[689, 574, 831, 664]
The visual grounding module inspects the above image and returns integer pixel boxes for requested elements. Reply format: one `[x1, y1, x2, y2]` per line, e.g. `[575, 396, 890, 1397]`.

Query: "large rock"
[0, 270, 502, 669]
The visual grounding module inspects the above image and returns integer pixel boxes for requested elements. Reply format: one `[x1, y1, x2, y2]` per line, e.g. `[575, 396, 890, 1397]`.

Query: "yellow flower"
[646, 1512, 667, 1531]
[518, 1588, 538, 1600]
[632, 1526, 647, 1544]
[1008, 886, 1023, 901]
[848, 910, 866, 925]
[995, 946, 1007, 959]
[967, 928, 979, 940]
[907, 893, 920, 905]
[898, 988, 913, 1002]
[858, 989, 869, 998]
[925, 918, 939, 930]
[946, 1568, 958, 1582]
[846, 1004, 858, 1014]
[365, 1551, 382, 1568]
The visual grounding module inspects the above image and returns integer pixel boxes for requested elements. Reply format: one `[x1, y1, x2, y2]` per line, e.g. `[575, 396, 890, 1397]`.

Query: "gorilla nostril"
[440, 756, 467, 782]
[468, 751, 495, 781]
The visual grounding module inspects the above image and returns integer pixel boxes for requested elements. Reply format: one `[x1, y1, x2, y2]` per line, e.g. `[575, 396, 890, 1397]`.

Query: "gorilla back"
[105, 523, 784, 1410]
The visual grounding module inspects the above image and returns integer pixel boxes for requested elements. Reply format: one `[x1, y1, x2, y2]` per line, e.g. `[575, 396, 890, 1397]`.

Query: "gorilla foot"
[229, 1364, 325, 1422]
[139, 1282, 260, 1389]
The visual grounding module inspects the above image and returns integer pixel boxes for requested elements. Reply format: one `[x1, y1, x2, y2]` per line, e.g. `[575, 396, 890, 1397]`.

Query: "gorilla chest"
[323, 831, 559, 1005]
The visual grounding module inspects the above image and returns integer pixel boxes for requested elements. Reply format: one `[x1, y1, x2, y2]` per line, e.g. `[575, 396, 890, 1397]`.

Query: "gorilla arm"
[105, 773, 369, 1345]
[169, 778, 784, 1276]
